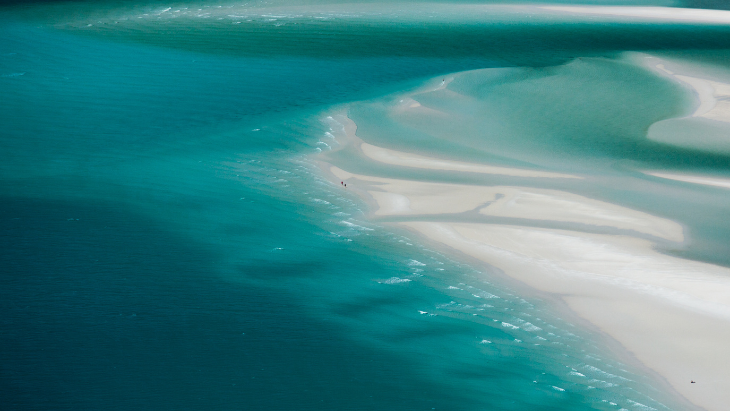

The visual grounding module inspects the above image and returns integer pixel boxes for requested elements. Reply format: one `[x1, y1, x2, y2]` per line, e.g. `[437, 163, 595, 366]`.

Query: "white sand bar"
[674, 74, 730, 122]
[360, 143, 580, 179]
[645, 57, 730, 122]
[479, 187, 683, 242]
[543, 6, 730, 24]
[331, 166, 683, 241]
[403, 221, 730, 411]
[645, 171, 730, 189]
[654, 64, 730, 122]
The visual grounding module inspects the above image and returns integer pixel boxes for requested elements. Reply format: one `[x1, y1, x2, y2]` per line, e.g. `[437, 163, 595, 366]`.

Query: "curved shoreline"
[317, 74, 730, 409]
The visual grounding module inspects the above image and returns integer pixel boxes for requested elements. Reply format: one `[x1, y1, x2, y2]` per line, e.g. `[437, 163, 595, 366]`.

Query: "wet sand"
[320, 106, 730, 410]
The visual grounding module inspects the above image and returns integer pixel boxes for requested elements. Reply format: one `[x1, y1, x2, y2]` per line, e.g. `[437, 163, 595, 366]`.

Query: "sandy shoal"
[646, 59, 730, 123]
[402, 221, 730, 411]
[330, 166, 683, 242]
[360, 142, 580, 179]
[542, 6, 730, 24]
[322, 73, 729, 409]
[645, 171, 730, 189]
[327, 159, 729, 410]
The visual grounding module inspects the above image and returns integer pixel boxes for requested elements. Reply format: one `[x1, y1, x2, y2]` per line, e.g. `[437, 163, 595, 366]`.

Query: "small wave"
[311, 198, 331, 205]
[522, 322, 542, 332]
[2, 72, 25, 78]
[501, 322, 520, 330]
[381, 277, 411, 284]
[340, 220, 374, 231]
[583, 365, 631, 381]
[407, 259, 426, 267]
[479, 339, 492, 344]
[473, 291, 499, 299]
[551, 386, 565, 392]
[626, 400, 656, 411]
[588, 379, 617, 388]
[569, 371, 585, 377]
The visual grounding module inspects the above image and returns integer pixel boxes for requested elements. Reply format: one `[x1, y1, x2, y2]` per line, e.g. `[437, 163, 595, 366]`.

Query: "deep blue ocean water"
[3, 2, 730, 410]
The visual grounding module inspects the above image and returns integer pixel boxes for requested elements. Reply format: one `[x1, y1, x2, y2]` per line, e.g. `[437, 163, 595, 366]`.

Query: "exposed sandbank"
[330, 165, 683, 242]
[651, 61, 730, 123]
[401, 222, 730, 411]
[328, 152, 730, 409]
[360, 143, 580, 179]
[542, 6, 730, 24]
[320, 65, 730, 410]
[645, 171, 730, 189]
[634, 54, 730, 155]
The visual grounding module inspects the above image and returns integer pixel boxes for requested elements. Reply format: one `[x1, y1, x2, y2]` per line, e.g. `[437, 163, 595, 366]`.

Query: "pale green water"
[2, 1, 730, 410]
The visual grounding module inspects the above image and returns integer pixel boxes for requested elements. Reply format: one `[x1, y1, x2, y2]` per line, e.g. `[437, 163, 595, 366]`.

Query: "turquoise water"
[3, 2, 730, 410]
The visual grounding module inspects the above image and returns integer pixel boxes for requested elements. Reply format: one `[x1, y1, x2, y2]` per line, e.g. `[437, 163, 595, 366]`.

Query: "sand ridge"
[644, 171, 730, 190]
[653, 62, 730, 123]
[542, 6, 730, 24]
[402, 222, 730, 410]
[330, 165, 683, 241]
[360, 143, 580, 179]
[319, 68, 730, 410]
[327, 145, 730, 410]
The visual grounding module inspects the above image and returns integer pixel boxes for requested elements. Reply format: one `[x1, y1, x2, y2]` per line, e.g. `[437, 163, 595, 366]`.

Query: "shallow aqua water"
[2, 2, 730, 410]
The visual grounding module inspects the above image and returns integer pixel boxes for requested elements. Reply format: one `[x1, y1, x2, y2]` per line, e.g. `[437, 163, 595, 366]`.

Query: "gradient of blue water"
[4, 4, 729, 410]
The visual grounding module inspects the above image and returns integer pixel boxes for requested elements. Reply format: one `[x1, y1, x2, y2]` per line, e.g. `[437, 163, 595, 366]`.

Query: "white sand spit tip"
[542, 6, 730, 24]
[671, 74, 730, 122]
[645, 171, 730, 189]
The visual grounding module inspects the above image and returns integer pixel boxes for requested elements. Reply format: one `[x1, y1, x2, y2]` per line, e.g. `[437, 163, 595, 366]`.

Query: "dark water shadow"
[0, 195, 481, 411]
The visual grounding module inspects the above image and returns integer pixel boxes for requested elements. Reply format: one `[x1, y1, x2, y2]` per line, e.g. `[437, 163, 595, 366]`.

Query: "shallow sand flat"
[637, 55, 730, 154]
[360, 143, 580, 179]
[542, 6, 730, 24]
[330, 166, 683, 241]
[644, 58, 730, 122]
[393, 97, 447, 117]
[667, 73, 730, 122]
[645, 171, 730, 189]
[478, 187, 683, 242]
[402, 221, 730, 411]
[330, 166, 498, 215]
